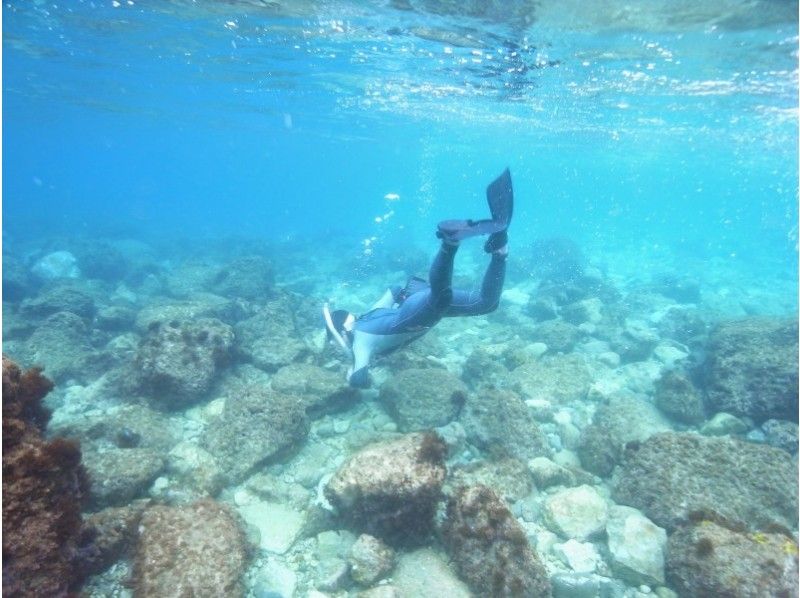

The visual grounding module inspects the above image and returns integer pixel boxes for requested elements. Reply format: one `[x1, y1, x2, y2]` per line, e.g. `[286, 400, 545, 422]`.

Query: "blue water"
[4, 0, 798, 281]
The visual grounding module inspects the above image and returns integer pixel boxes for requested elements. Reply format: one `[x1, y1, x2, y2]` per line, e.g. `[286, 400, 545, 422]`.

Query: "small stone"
[700, 412, 749, 436]
[253, 559, 297, 598]
[606, 505, 667, 585]
[543, 485, 608, 540]
[334, 419, 351, 434]
[528, 457, 576, 489]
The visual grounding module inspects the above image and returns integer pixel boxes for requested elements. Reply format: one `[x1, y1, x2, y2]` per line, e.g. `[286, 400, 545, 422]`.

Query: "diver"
[323, 168, 513, 388]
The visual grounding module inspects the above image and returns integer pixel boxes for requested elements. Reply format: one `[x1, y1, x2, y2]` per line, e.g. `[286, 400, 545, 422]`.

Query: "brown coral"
[2, 355, 91, 597]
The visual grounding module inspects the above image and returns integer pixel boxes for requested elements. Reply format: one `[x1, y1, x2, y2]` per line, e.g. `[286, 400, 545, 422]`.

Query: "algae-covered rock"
[666, 520, 799, 597]
[349, 534, 396, 586]
[442, 484, 552, 597]
[135, 317, 233, 408]
[391, 548, 471, 598]
[653, 369, 705, 424]
[379, 368, 467, 432]
[612, 432, 798, 532]
[324, 432, 446, 546]
[24, 311, 97, 382]
[21, 284, 95, 320]
[529, 319, 582, 353]
[460, 387, 550, 460]
[133, 500, 248, 597]
[203, 386, 308, 484]
[762, 418, 799, 454]
[705, 317, 798, 422]
[605, 505, 667, 586]
[578, 394, 670, 477]
[510, 354, 592, 404]
[448, 458, 533, 502]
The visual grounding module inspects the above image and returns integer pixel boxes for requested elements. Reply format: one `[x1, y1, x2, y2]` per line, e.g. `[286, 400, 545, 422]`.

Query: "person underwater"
[323, 168, 513, 388]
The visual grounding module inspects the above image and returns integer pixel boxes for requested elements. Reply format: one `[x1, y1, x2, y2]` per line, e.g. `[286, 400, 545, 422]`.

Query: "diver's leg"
[428, 241, 458, 308]
[445, 249, 507, 317]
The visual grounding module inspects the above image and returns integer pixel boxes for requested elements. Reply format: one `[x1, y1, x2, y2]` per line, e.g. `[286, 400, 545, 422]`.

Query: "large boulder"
[666, 520, 799, 597]
[82, 448, 165, 509]
[134, 317, 234, 409]
[529, 319, 582, 353]
[379, 368, 467, 432]
[578, 394, 670, 477]
[460, 388, 549, 460]
[133, 500, 248, 597]
[23, 311, 98, 382]
[203, 386, 308, 484]
[704, 317, 798, 422]
[324, 432, 446, 546]
[20, 284, 95, 320]
[442, 485, 552, 597]
[542, 485, 608, 540]
[653, 369, 705, 424]
[612, 432, 798, 532]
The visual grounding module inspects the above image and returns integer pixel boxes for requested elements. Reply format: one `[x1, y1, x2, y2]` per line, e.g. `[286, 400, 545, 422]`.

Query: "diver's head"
[323, 303, 355, 353]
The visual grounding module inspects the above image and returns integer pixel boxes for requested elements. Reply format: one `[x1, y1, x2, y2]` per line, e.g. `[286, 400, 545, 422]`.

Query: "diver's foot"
[484, 229, 508, 253]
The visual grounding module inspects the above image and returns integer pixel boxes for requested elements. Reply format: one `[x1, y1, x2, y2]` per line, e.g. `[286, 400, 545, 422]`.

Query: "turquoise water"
[3, 1, 798, 597]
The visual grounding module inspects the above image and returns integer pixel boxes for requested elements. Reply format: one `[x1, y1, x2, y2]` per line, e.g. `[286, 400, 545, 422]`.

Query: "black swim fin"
[486, 168, 513, 229]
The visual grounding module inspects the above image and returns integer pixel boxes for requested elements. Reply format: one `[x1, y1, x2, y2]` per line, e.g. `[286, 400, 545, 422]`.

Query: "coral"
[441, 484, 552, 597]
[2, 356, 91, 596]
[133, 499, 249, 597]
[612, 432, 798, 532]
[324, 432, 447, 546]
[203, 385, 309, 484]
[134, 316, 233, 408]
[667, 519, 799, 597]
[379, 368, 467, 432]
[704, 317, 798, 422]
[460, 387, 550, 461]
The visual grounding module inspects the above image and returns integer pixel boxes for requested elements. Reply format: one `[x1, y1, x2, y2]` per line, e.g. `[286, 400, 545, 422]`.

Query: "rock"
[23, 311, 97, 382]
[666, 520, 799, 597]
[166, 442, 224, 497]
[442, 485, 552, 597]
[528, 456, 577, 489]
[460, 387, 549, 460]
[95, 305, 136, 332]
[763, 419, 799, 454]
[238, 500, 305, 554]
[253, 558, 297, 598]
[578, 394, 670, 477]
[82, 448, 165, 509]
[528, 296, 558, 321]
[561, 298, 604, 325]
[134, 317, 234, 408]
[656, 306, 709, 347]
[543, 485, 608, 540]
[462, 345, 510, 389]
[379, 368, 467, 432]
[203, 386, 308, 484]
[448, 458, 533, 502]
[704, 317, 798, 422]
[551, 573, 626, 598]
[134, 294, 239, 330]
[530, 319, 582, 353]
[21, 284, 95, 320]
[72, 241, 128, 281]
[553, 539, 600, 573]
[82, 500, 150, 575]
[609, 319, 659, 363]
[700, 412, 749, 436]
[324, 432, 446, 546]
[349, 534, 395, 586]
[234, 295, 307, 371]
[213, 255, 275, 300]
[652, 275, 701, 303]
[133, 500, 248, 596]
[357, 586, 401, 598]
[164, 261, 222, 297]
[2, 357, 91, 596]
[612, 432, 798, 532]
[31, 250, 80, 280]
[392, 548, 471, 597]
[653, 370, 705, 424]
[510, 354, 592, 404]
[605, 505, 667, 585]
[271, 363, 359, 417]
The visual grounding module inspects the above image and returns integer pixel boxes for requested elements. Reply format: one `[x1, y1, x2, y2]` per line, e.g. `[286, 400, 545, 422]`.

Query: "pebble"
[334, 419, 351, 434]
